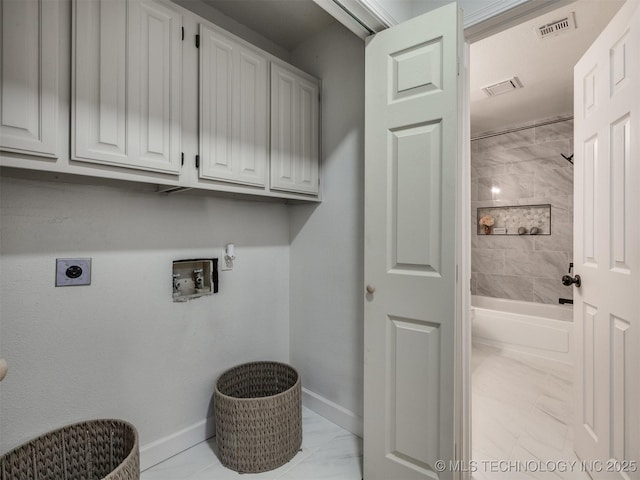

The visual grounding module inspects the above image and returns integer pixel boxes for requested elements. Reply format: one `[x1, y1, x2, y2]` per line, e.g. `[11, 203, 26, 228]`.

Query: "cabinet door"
[0, 0, 58, 157]
[72, 0, 182, 175]
[270, 63, 319, 195]
[199, 24, 268, 186]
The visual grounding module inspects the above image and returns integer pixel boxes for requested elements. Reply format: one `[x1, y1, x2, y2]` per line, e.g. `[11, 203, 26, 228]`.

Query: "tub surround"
[472, 295, 573, 364]
[471, 118, 574, 305]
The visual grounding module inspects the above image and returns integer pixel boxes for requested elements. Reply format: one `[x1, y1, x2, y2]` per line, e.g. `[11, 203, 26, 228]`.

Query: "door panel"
[0, 0, 58, 157]
[573, 1, 640, 477]
[364, 4, 461, 479]
[73, 0, 182, 174]
[199, 24, 268, 186]
[270, 63, 320, 195]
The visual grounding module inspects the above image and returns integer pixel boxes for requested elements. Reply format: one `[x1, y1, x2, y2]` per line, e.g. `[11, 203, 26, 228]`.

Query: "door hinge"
[195, 155, 200, 169]
[457, 57, 460, 77]
[181, 152, 184, 166]
[181, 26, 184, 41]
[195, 34, 200, 48]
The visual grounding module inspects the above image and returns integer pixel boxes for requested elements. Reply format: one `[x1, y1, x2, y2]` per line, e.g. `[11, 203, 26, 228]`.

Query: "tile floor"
[142, 344, 579, 480]
[141, 407, 363, 480]
[472, 343, 586, 480]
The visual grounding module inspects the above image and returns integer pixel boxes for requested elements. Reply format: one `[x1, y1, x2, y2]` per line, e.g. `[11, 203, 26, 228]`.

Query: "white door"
[363, 3, 462, 480]
[573, 0, 640, 477]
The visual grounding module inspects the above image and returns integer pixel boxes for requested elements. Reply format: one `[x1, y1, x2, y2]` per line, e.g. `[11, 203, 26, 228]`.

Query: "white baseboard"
[302, 387, 363, 437]
[140, 390, 363, 471]
[139, 417, 215, 471]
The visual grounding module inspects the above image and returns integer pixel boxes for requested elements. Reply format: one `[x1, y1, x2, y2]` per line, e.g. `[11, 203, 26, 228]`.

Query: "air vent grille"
[482, 77, 524, 97]
[537, 12, 577, 40]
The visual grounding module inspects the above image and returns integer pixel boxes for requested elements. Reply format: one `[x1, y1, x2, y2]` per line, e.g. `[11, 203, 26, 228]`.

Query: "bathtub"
[471, 295, 573, 365]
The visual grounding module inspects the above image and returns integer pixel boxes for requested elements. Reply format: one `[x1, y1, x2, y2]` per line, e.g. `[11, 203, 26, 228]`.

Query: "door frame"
[457, 4, 582, 479]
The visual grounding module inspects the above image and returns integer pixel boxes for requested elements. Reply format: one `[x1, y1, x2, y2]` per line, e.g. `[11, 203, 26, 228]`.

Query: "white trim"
[455, 37, 473, 480]
[311, 0, 373, 39]
[302, 388, 363, 437]
[464, 0, 574, 42]
[139, 417, 215, 471]
[350, 0, 398, 27]
[463, 0, 529, 28]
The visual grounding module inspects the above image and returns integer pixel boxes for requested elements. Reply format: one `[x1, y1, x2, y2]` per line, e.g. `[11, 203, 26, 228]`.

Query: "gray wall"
[289, 22, 365, 430]
[0, 174, 290, 454]
[471, 118, 574, 304]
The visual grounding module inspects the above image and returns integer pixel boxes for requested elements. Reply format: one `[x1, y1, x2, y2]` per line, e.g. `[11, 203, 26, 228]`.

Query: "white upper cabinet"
[72, 0, 182, 175]
[199, 24, 268, 187]
[270, 63, 320, 195]
[0, 0, 58, 157]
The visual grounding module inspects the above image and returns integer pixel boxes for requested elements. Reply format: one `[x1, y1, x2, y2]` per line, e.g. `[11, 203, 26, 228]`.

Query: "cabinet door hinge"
[195, 155, 200, 169]
[195, 34, 200, 48]
[181, 152, 184, 166]
[181, 26, 184, 41]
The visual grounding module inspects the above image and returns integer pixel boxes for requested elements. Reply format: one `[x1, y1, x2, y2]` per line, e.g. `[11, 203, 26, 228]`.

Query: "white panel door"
[573, 0, 640, 478]
[364, 3, 461, 480]
[270, 63, 320, 195]
[73, 0, 182, 175]
[199, 24, 268, 186]
[0, 0, 58, 157]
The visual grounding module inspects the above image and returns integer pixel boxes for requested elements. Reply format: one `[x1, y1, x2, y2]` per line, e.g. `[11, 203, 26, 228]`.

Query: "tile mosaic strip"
[477, 204, 551, 235]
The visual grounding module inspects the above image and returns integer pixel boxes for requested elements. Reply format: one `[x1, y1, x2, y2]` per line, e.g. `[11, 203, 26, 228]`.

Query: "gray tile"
[478, 174, 534, 202]
[476, 129, 535, 152]
[476, 273, 533, 301]
[534, 221, 573, 252]
[472, 163, 507, 178]
[471, 272, 478, 295]
[504, 250, 569, 279]
[475, 234, 535, 250]
[533, 277, 573, 305]
[473, 153, 505, 170]
[471, 180, 478, 202]
[494, 140, 571, 165]
[504, 157, 569, 175]
[472, 249, 505, 274]
[568, 194, 573, 223]
[534, 120, 573, 144]
[518, 196, 570, 224]
[534, 167, 573, 197]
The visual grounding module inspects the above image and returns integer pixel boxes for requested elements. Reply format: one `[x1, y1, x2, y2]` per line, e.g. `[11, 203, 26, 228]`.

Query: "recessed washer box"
[172, 259, 218, 302]
[56, 258, 91, 286]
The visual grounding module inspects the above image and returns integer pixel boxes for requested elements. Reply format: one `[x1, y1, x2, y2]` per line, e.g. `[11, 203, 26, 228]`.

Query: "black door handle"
[562, 274, 581, 287]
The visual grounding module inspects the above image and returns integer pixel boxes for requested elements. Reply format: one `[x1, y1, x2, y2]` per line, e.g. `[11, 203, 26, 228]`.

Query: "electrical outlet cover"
[56, 258, 91, 286]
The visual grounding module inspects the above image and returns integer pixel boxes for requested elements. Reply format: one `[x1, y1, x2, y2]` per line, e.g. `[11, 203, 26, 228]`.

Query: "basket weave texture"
[214, 361, 302, 473]
[0, 419, 139, 480]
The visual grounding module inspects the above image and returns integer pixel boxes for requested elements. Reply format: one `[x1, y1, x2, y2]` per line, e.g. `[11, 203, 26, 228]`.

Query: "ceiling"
[470, 0, 624, 137]
[201, 0, 336, 51]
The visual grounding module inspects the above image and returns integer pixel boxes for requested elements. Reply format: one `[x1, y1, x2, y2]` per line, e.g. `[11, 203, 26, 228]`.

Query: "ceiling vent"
[482, 76, 524, 97]
[536, 12, 577, 40]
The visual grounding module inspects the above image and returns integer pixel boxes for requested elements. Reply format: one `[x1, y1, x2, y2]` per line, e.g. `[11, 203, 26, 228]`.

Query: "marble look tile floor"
[141, 406, 363, 480]
[143, 345, 577, 480]
[472, 343, 587, 480]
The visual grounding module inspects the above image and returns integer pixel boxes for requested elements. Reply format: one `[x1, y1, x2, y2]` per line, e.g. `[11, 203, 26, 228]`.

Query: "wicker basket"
[0, 419, 139, 480]
[214, 361, 302, 473]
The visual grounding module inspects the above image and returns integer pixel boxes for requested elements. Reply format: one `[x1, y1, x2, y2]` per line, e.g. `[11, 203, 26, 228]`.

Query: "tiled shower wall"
[471, 118, 574, 304]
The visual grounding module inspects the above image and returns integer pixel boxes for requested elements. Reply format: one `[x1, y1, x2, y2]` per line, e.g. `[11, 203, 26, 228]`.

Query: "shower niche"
[477, 204, 551, 235]
[172, 259, 219, 302]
